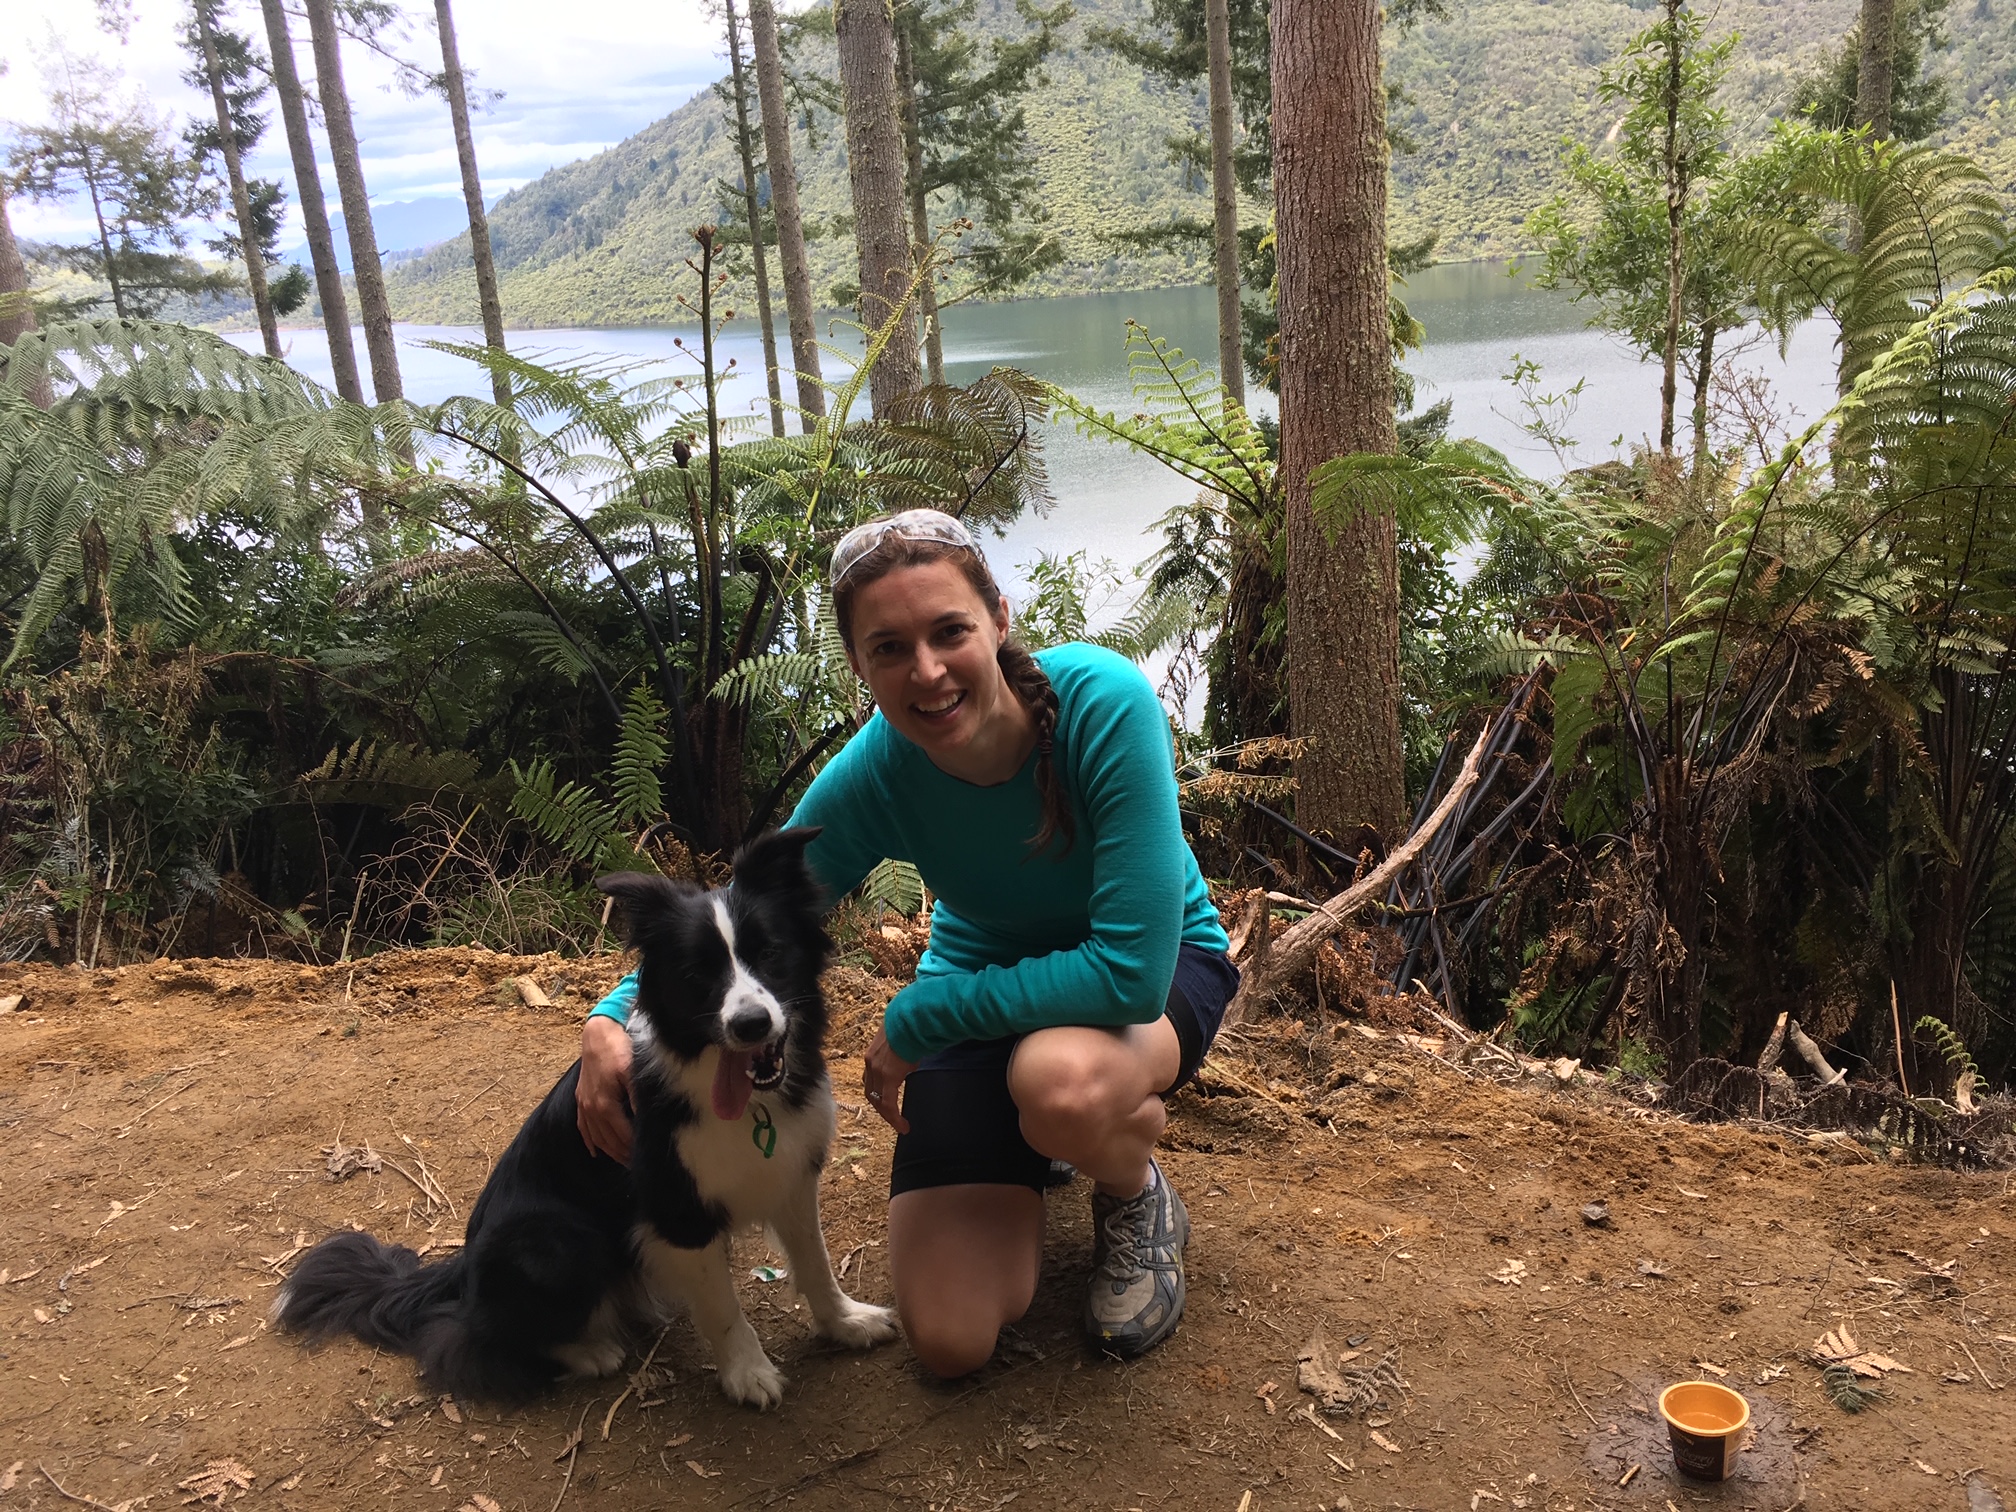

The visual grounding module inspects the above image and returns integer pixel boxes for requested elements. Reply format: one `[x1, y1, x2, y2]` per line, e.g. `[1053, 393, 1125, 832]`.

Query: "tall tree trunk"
[0, 178, 51, 409]
[1855, 0, 1897, 140]
[1273, 0, 1404, 845]
[196, 6, 280, 357]
[259, 0, 362, 403]
[434, 0, 510, 411]
[80, 155, 127, 320]
[0, 177, 35, 347]
[749, 0, 826, 429]
[304, 0, 403, 406]
[895, 20, 946, 388]
[1689, 320, 1716, 474]
[1658, 0, 1684, 458]
[835, 0, 921, 415]
[1205, 0, 1244, 409]
[723, 0, 786, 437]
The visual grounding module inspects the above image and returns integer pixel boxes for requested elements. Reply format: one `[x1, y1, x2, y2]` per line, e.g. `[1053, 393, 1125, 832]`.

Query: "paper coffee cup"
[1658, 1381, 1752, 1481]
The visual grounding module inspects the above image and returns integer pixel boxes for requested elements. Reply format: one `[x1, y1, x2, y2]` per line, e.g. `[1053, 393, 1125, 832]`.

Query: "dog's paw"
[553, 1336, 627, 1379]
[816, 1297, 900, 1350]
[716, 1348, 787, 1410]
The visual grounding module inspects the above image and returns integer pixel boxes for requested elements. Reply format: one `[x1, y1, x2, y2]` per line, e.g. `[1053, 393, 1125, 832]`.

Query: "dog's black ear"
[730, 826, 823, 903]
[595, 872, 687, 946]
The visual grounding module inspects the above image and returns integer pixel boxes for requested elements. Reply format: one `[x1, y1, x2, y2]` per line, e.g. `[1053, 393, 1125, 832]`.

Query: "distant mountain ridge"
[283, 196, 492, 274]
[381, 0, 2016, 329]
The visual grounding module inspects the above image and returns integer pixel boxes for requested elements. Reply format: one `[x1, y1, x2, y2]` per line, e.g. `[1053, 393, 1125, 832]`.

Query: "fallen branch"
[1786, 1021, 1846, 1086]
[1226, 727, 1490, 1024]
[38, 1465, 127, 1512]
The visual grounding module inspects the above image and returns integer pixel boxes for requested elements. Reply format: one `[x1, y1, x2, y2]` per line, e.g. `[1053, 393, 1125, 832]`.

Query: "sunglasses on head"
[829, 509, 985, 587]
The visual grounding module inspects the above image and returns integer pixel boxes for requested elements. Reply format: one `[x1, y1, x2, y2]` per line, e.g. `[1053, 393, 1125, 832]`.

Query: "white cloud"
[2, 0, 743, 241]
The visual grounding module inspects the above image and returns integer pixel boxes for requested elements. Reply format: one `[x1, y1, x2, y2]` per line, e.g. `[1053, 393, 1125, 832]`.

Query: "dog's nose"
[725, 1006, 774, 1046]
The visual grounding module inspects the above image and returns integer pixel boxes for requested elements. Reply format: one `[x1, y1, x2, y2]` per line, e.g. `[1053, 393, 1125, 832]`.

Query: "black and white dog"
[274, 828, 897, 1407]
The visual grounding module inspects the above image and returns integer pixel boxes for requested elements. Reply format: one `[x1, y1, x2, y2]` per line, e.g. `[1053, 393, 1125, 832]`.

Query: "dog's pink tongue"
[712, 1049, 755, 1121]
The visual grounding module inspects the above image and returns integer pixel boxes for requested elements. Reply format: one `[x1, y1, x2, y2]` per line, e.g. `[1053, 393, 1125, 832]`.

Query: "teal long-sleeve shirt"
[588, 642, 1228, 1063]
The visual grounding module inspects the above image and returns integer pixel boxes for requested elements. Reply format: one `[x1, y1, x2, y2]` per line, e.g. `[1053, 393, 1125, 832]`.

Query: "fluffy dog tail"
[273, 1231, 462, 1355]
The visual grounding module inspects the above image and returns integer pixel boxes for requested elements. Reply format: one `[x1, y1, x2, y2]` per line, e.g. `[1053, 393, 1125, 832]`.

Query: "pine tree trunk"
[259, 0, 362, 403]
[724, 0, 786, 437]
[749, 0, 826, 428]
[895, 20, 946, 388]
[835, 0, 921, 414]
[304, 0, 403, 405]
[1206, 0, 1244, 408]
[196, 5, 280, 358]
[434, 0, 510, 411]
[1856, 0, 1897, 140]
[1658, 0, 1683, 458]
[1272, 0, 1405, 846]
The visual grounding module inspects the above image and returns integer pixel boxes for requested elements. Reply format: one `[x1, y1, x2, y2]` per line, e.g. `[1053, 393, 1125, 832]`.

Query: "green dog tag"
[751, 1103, 776, 1159]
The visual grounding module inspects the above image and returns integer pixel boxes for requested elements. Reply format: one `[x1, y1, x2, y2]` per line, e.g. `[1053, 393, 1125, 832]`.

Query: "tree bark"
[1272, 0, 1405, 845]
[1855, 0, 1897, 140]
[434, 0, 510, 411]
[304, 0, 403, 405]
[835, 0, 921, 414]
[1658, 0, 1684, 458]
[1689, 320, 1716, 474]
[0, 178, 51, 409]
[0, 177, 38, 348]
[196, 4, 280, 357]
[1205, 0, 1244, 409]
[749, 0, 825, 428]
[895, 19, 946, 388]
[723, 0, 786, 437]
[259, 0, 362, 402]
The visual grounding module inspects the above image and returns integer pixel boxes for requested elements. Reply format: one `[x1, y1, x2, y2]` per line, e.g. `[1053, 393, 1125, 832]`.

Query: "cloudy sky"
[2, 0, 732, 241]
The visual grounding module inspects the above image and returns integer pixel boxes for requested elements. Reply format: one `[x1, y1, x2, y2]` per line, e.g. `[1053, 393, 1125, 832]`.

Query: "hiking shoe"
[1084, 1157, 1188, 1358]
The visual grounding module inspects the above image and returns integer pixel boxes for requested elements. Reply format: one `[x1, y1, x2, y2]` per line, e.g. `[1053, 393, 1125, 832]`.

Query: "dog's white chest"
[658, 1052, 836, 1227]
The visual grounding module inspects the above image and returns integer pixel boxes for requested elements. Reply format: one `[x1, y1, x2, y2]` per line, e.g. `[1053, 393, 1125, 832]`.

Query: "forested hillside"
[383, 0, 2015, 327]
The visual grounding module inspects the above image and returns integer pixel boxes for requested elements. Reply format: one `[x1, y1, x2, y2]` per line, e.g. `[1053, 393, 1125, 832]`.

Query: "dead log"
[1225, 727, 1489, 1024]
[1757, 1011, 1789, 1073]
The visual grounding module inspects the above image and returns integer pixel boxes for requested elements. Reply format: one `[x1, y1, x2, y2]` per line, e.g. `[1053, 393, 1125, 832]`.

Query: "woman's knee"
[1009, 1031, 1139, 1149]
[899, 1300, 1003, 1379]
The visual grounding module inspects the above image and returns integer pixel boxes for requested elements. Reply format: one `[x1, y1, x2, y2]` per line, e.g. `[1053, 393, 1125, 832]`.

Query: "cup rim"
[1658, 1380, 1752, 1437]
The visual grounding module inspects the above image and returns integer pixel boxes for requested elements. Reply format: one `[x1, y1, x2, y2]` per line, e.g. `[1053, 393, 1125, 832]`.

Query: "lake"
[249, 263, 1842, 594]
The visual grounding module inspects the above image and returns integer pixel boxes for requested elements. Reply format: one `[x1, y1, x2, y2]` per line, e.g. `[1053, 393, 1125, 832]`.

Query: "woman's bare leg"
[888, 1183, 1044, 1379]
[1007, 1019, 1181, 1197]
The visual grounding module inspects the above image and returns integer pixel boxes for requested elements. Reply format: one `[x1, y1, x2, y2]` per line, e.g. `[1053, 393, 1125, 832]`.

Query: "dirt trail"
[1, 949, 2012, 1512]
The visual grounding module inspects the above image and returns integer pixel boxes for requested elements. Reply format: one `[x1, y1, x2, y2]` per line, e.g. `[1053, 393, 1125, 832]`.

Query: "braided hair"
[832, 535, 1076, 854]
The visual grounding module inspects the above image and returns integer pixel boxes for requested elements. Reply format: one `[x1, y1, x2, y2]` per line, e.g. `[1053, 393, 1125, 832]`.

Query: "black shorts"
[888, 943, 1240, 1197]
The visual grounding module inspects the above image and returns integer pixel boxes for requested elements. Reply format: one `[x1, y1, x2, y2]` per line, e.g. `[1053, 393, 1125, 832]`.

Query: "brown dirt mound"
[2, 949, 2012, 1511]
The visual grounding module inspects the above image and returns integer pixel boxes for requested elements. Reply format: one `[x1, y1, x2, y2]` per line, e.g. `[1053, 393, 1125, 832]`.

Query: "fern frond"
[611, 685, 669, 827]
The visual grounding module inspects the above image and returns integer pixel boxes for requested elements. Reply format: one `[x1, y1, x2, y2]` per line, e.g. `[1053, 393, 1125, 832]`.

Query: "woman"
[575, 509, 1236, 1376]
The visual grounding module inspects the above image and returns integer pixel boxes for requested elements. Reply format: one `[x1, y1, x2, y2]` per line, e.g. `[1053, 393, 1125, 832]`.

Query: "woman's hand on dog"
[579, 1015, 636, 1163]
[861, 1026, 917, 1135]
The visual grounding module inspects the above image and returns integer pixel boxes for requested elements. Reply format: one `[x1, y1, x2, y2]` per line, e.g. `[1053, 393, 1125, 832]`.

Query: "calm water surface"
[253, 264, 1841, 591]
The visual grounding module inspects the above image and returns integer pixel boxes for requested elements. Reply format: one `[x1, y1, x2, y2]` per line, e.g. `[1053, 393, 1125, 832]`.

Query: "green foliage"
[611, 685, 669, 827]
[859, 856, 925, 917]
[1790, 0, 1952, 142]
[508, 757, 648, 875]
[9, 50, 236, 319]
[1916, 1015, 1982, 1079]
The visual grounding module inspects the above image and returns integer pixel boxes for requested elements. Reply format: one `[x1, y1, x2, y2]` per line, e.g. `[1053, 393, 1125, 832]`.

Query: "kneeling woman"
[575, 509, 1236, 1374]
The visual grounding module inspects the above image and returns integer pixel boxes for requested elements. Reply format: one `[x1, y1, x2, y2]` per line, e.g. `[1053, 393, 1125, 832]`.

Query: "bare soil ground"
[2, 947, 2012, 1512]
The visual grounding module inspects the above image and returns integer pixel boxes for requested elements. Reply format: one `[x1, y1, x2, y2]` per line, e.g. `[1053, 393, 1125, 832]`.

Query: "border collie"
[274, 827, 897, 1407]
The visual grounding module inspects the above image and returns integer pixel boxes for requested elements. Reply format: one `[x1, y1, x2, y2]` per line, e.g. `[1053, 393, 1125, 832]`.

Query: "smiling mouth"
[749, 1038, 786, 1089]
[913, 690, 966, 721]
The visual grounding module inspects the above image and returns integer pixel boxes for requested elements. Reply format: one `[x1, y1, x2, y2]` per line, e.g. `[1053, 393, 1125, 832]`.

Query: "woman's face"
[845, 559, 1015, 762]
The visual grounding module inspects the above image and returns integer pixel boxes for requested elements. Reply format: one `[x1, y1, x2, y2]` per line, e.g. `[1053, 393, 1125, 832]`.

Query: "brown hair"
[832, 534, 1074, 853]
